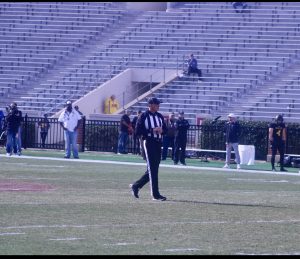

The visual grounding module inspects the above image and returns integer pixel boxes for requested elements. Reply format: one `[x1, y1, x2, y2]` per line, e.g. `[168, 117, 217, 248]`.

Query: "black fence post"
[81, 116, 86, 152]
[266, 127, 270, 161]
[23, 114, 28, 149]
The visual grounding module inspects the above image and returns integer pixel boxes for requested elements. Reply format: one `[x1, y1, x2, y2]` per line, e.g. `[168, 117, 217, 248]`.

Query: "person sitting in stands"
[187, 53, 203, 81]
[232, 2, 248, 13]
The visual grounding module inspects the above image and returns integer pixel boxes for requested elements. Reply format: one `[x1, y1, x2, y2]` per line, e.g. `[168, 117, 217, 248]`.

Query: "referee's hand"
[153, 127, 163, 134]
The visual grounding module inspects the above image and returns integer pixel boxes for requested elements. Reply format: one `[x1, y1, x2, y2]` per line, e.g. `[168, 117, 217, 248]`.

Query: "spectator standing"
[74, 105, 85, 151]
[173, 111, 190, 165]
[223, 113, 241, 169]
[0, 109, 4, 144]
[58, 100, 82, 159]
[117, 109, 132, 154]
[0, 109, 4, 132]
[131, 110, 142, 155]
[74, 105, 84, 117]
[13, 103, 23, 155]
[0, 107, 10, 145]
[12, 103, 23, 155]
[104, 94, 119, 114]
[187, 53, 202, 81]
[5, 102, 23, 156]
[268, 114, 287, 172]
[162, 112, 176, 161]
[130, 97, 167, 201]
[38, 113, 50, 148]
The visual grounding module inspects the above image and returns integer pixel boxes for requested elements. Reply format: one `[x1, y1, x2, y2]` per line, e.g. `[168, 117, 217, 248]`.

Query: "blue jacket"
[5, 109, 23, 134]
[175, 118, 190, 140]
[224, 120, 240, 143]
[188, 57, 198, 69]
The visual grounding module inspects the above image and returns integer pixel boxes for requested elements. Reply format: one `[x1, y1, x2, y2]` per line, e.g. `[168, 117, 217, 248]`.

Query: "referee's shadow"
[167, 199, 287, 209]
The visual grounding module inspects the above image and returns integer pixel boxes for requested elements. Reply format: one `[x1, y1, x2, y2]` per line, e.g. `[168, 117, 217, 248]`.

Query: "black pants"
[40, 132, 48, 147]
[188, 67, 202, 79]
[174, 137, 187, 164]
[133, 138, 162, 198]
[162, 136, 174, 160]
[133, 133, 141, 154]
[271, 141, 285, 169]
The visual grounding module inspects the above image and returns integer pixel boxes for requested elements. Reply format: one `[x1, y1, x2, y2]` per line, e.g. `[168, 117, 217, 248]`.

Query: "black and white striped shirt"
[135, 110, 167, 141]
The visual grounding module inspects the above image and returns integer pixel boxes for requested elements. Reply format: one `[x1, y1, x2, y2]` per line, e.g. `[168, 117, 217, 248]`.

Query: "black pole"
[81, 116, 86, 152]
[23, 113, 28, 149]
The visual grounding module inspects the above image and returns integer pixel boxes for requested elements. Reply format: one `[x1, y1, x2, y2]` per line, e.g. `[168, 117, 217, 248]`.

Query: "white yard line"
[1, 177, 61, 180]
[1, 219, 300, 230]
[228, 178, 290, 183]
[236, 252, 300, 255]
[0, 232, 25, 236]
[165, 248, 202, 252]
[49, 237, 85, 241]
[103, 242, 137, 246]
[23, 164, 66, 168]
[0, 161, 65, 168]
[1, 154, 300, 177]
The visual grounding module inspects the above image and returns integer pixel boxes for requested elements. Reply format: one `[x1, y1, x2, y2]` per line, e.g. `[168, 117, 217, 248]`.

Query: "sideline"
[1, 154, 300, 176]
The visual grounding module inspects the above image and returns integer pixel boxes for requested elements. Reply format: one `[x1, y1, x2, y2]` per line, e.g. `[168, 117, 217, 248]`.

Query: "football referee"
[130, 97, 168, 201]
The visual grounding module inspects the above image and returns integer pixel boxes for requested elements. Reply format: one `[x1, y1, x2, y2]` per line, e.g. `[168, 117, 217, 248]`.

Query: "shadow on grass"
[167, 199, 287, 209]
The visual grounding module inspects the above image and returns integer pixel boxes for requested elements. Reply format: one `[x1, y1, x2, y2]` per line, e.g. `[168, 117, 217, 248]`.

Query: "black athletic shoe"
[152, 195, 167, 201]
[280, 168, 287, 172]
[130, 184, 139, 198]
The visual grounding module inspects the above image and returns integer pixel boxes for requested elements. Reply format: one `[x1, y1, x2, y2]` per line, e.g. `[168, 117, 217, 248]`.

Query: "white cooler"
[238, 145, 255, 165]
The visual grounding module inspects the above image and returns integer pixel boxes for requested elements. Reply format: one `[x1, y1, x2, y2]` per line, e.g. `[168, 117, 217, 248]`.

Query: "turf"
[7, 148, 300, 173]
[0, 149, 299, 255]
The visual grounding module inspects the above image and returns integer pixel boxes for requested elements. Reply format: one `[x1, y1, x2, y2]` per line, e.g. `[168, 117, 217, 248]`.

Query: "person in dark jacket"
[173, 111, 190, 165]
[130, 97, 168, 201]
[117, 109, 132, 154]
[131, 110, 142, 155]
[5, 102, 23, 156]
[0, 109, 4, 132]
[268, 114, 287, 172]
[14, 103, 24, 156]
[38, 113, 50, 148]
[232, 2, 248, 13]
[223, 113, 241, 169]
[162, 112, 176, 160]
[187, 53, 202, 81]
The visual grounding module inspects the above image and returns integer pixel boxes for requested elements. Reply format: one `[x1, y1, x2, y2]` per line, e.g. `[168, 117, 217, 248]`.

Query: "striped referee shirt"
[135, 110, 167, 141]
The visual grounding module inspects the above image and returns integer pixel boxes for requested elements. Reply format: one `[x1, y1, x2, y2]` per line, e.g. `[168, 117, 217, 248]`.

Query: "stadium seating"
[1, 2, 300, 123]
[127, 2, 300, 122]
[0, 1, 132, 115]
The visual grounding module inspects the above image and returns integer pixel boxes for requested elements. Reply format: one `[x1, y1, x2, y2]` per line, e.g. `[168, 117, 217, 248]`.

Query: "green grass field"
[0, 149, 299, 255]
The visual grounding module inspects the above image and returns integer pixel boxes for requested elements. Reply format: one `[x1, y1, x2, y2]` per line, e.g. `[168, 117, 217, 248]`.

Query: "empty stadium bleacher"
[1, 2, 300, 123]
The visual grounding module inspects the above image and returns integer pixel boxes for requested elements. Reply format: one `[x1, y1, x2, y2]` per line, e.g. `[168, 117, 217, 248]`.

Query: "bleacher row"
[0, 2, 300, 123]
[128, 2, 300, 122]
[0, 1, 131, 113]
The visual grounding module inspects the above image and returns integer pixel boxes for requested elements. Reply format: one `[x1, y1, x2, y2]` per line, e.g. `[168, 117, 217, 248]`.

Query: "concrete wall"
[53, 68, 178, 119]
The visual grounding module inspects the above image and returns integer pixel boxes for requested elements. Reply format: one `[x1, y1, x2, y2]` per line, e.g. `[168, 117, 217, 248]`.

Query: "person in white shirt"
[58, 100, 82, 159]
